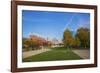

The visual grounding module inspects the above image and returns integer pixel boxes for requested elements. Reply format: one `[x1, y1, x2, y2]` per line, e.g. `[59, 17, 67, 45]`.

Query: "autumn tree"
[29, 39, 39, 50]
[63, 29, 74, 48]
[23, 38, 32, 51]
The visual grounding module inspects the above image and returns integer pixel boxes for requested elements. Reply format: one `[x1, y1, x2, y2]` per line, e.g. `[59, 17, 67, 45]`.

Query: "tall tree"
[63, 29, 74, 48]
[76, 28, 90, 48]
[74, 37, 80, 47]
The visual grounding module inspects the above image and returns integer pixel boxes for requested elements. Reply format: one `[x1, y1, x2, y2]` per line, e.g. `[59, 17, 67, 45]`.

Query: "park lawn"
[23, 47, 82, 62]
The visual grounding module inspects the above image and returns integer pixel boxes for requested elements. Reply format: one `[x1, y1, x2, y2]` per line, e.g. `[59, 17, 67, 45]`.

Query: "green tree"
[76, 28, 90, 48]
[74, 37, 80, 47]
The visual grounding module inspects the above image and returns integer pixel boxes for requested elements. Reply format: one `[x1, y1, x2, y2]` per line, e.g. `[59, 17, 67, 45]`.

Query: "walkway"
[22, 48, 51, 59]
[72, 49, 90, 59]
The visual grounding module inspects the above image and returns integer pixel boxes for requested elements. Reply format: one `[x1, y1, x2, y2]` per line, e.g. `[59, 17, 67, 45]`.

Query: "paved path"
[72, 49, 90, 59]
[22, 48, 51, 59]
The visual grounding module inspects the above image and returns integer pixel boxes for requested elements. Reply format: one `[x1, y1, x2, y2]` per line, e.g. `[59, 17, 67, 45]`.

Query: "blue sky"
[22, 10, 90, 40]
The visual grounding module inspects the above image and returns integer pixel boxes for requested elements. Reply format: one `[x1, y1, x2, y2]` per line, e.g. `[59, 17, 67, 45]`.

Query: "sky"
[22, 10, 90, 40]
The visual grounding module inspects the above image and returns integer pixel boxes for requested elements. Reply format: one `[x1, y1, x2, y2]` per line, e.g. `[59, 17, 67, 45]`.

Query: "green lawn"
[23, 47, 82, 62]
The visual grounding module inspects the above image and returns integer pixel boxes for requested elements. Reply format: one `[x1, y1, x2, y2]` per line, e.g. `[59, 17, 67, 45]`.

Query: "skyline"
[22, 10, 90, 40]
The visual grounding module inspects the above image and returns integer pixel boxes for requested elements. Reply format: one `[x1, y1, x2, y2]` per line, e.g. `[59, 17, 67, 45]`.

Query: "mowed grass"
[23, 47, 82, 62]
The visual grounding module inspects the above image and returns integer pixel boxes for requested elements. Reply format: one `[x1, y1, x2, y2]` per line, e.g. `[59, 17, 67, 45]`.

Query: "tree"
[29, 39, 39, 50]
[76, 28, 90, 48]
[23, 39, 32, 51]
[74, 37, 80, 47]
[63, 29, 74, 48]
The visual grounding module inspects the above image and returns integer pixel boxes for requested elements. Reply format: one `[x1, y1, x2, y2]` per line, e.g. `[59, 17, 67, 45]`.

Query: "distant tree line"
[63, 28, 90, 49]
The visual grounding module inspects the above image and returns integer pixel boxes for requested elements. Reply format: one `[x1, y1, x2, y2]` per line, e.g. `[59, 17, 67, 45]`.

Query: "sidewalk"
[72, 49, 90, 59]
[22, 48, 51, 59]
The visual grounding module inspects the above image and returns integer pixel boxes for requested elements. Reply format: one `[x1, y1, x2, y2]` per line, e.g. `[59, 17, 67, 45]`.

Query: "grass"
[23, 47, 82, 62]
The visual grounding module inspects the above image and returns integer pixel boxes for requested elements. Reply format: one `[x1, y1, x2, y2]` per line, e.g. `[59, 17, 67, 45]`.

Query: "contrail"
[63, 14, 76, 31]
